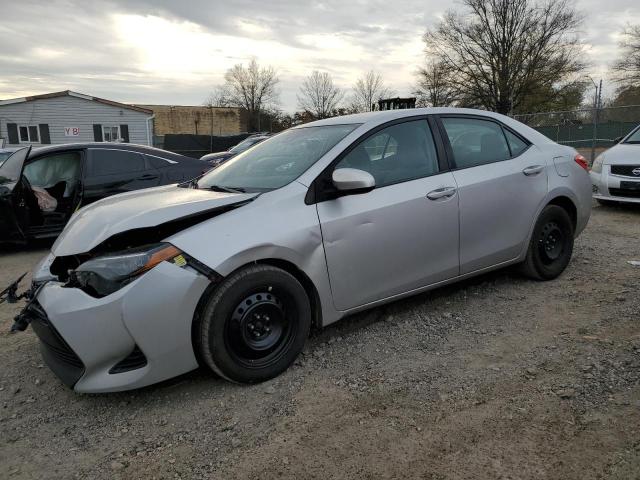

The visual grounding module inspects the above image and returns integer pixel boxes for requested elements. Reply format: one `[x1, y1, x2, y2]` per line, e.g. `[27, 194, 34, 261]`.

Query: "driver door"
[0, 147, 32, 242]
[316, 119, 460, 311]
[21, 150, 83, 236]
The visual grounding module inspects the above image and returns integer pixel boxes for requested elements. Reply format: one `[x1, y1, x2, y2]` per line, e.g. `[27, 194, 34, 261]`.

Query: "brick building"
[137, 105, 248, 137]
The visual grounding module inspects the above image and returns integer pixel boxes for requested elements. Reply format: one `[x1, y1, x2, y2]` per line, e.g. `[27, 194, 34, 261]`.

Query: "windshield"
[0, 152, 12, 166]
[197, 124, 359, 192]
[0, 147, 28, 184]
[623, 126, 640, 144]
[229, 137, 263, 153]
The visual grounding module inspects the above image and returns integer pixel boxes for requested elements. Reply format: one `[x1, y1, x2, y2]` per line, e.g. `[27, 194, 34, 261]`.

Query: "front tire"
[195, 265, 311, 384]
[520, 205, 574, 280]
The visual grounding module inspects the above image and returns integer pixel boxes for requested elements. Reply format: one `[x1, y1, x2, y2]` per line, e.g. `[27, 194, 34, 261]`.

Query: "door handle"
[426, 187, 457, 200]
[523, 165, 544, 176]
[139, 174, 158, 180]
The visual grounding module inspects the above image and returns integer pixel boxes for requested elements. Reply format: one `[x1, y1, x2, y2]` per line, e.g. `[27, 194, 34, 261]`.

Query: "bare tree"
[203, 85, 231, 108]
[297, 71, 345, 119]
[613, 25, 640, 86]
[414, 61, 459, 107]
[424, 0, 586, 114]
[223, 58, 279, 130]
[350, 70, 393, 112]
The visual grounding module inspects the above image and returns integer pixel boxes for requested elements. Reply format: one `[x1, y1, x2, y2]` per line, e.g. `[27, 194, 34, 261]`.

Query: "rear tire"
[520, 205, 574, 280]
[195, 265, 311, 384]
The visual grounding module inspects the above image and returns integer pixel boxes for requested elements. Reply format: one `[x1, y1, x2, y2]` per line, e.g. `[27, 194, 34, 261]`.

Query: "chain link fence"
[513, 105, 640, 163]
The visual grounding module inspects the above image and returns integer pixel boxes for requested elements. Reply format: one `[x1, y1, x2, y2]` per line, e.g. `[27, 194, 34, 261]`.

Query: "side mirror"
[614, 136, 623, 144]
[332, 168, 375, 194]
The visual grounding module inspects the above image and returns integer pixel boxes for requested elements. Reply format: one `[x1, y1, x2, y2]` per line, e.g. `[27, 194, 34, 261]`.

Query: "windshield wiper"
[207, 185, 246, 193]
[177, 178, 199, 189]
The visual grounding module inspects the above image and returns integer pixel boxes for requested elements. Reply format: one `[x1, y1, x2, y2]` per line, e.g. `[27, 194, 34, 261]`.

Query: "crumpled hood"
[52, 185, 257, 256]
[601, 143, 640, 164]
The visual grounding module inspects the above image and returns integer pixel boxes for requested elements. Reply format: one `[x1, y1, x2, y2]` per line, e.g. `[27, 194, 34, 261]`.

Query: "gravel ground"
[1, 202, 639, 480]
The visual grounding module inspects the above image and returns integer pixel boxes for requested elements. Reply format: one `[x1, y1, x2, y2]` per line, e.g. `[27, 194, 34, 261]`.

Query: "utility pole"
[588, 77, 602, 164]
[209, 105, 214, 153]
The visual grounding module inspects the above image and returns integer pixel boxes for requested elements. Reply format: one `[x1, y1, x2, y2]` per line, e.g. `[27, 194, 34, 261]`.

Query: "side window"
[90, 150, 145, 176]
[336, 120, 439, 187]
[441, 117, 511, 169]
[504, 129, 529, 157]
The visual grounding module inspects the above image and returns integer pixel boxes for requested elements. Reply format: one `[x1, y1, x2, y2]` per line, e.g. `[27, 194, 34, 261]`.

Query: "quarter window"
[19, 125, 40, 143]
[504, 129, 529, 156]
[102, 126, 120, 142]
[336, 120, 439, 187]
[441, 117, 511, 169]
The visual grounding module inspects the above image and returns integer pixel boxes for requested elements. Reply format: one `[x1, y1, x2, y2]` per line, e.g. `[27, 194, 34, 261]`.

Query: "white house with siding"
[0, 91, 154, 147]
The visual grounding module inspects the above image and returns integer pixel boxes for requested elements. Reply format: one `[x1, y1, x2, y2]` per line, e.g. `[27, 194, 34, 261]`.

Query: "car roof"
[297, 107, 553, 145]
[298, 107, 511, 127]
[27, 142, 192, 161]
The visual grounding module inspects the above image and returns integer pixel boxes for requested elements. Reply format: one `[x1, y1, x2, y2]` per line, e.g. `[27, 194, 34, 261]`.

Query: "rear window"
[90, 149, 145, 176]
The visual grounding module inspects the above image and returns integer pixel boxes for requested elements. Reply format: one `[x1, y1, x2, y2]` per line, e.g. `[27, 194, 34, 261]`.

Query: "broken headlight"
[70, 243, 181, 297]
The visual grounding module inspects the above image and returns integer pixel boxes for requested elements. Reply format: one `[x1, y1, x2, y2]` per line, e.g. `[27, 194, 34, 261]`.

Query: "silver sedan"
[20, 108, 592, 393]
[590, 124, 640, 204]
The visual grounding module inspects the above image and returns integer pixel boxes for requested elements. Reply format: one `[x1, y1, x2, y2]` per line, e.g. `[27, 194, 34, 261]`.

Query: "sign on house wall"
[64, 127, 80, 137]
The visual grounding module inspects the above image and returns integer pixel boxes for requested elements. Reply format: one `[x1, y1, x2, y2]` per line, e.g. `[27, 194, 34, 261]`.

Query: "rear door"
[437, 115, 548, 274]
[316, 118, 460, 311]
[82, 149, 160, 206]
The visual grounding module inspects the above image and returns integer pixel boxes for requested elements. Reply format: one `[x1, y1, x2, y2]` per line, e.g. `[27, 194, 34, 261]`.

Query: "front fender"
[167, 183, 343, 327]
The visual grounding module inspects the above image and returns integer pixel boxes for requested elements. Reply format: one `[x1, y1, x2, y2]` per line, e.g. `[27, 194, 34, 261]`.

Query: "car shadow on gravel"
[312, 267, 520, 343]
[595, 202, 640, 213]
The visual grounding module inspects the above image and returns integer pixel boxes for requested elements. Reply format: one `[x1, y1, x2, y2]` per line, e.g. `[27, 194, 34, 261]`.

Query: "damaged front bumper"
[18, 259, 211, 393]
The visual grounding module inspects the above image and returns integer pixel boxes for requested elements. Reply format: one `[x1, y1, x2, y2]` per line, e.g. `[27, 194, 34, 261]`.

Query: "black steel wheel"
[521, 205, 574, 280]
[538, 221, 565, 265]
[226, 291, 293, 368]
[194, 265, 311, 383]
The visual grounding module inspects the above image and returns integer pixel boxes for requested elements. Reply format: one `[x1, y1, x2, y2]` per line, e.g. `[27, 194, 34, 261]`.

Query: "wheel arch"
[519, 192, 580, 262]
[546, 195, 577, 232]
[252, 258, 323, 329]
[191, 257, 324, 355]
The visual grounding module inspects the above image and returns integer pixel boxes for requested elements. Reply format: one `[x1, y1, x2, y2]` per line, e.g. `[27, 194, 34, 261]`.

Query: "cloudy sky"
[1, 0, 639, 112]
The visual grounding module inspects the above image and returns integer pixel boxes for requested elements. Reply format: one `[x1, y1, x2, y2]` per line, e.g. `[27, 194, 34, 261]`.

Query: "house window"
[102, 125, 120, 142]
[19, 125, 40, 143]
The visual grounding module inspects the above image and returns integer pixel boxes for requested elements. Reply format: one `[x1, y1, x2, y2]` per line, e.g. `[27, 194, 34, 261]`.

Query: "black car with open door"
[0, 143, 205, 243]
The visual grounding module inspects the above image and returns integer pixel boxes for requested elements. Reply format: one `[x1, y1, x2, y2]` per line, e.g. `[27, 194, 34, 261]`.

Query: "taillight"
[574, 154, 589, 171]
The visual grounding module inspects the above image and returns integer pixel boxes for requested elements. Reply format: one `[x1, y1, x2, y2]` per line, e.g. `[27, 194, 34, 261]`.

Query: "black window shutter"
[93, 124, 103, 142]
[7, 123, 19, 144]
[39, 124, 51, 144]
[120, 124, 129, 143]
